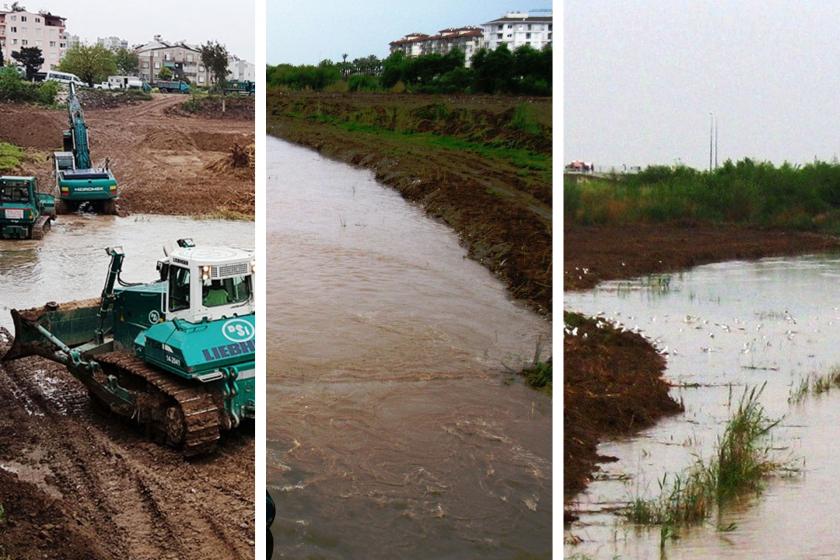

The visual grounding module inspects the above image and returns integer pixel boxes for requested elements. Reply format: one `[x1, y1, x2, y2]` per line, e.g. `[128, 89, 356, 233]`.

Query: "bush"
[348, 74, 379, 92]
[37, 79, 59, 105]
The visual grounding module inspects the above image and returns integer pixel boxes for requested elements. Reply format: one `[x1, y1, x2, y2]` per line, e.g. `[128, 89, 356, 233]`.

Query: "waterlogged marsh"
[565, 255, 840, 559]
[267, 137, 552, 559]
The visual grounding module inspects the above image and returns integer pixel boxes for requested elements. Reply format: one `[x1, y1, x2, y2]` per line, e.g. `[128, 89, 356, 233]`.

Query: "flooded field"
[566, 255, 840, 559]
[0, 214, 254, 329]
[267, 137, 552, 559]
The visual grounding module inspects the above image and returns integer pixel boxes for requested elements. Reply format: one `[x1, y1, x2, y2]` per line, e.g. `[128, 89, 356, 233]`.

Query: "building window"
[59, 42, 65, 48]
[35, 17, 40, 23]
[10, 26, 15, 32]
[497, 33, 502, 39]
[21, 39, 27, 45]
[526, 33, 531, 39]
[154, 62, 160, 68]
[528, 24, 532, 30]
[10, 15, 15, 21]
[50, 41, 55, 47]
[12, 39, 17, 45]
[20, 16, 26, 21]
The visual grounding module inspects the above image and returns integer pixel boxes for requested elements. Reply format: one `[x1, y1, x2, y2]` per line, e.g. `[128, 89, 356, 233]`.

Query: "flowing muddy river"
[267, 137, 552, 559]
[565, 255, 840, 559]
[0, 214, 254, 330]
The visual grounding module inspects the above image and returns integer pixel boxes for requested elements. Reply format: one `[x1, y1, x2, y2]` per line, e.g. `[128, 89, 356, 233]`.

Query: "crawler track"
[95, 351, 224, 456]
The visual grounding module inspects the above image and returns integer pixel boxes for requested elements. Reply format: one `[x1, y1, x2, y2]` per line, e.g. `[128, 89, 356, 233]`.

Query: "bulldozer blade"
[3, 299, 103, 362]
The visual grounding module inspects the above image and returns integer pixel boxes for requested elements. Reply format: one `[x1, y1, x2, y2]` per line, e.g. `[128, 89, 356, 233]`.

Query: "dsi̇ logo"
[222, 318, 254, 343]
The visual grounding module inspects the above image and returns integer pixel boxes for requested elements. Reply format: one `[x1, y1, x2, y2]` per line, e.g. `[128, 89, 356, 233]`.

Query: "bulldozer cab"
[162, 240, 255, 323]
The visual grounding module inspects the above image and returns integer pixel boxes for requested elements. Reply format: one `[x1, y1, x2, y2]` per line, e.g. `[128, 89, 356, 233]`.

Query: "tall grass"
[626, 385, 790, 540]
[788, 367, 840, 404]
[566, 159, 840, 232]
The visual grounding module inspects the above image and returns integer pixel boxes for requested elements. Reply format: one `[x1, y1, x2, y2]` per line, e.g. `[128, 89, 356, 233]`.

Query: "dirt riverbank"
[0, 93, 254, 218]
[268, 90, 552, 313]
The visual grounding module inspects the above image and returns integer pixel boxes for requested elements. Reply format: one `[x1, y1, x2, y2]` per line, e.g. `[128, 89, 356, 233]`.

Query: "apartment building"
[97, 36, 128, 51]
[135, 35, 211, 85]
[0, 6, 67, 70]
[482, 11, 552, 51]
[227, 54, 255, 82]
[389, 27, 484, 66]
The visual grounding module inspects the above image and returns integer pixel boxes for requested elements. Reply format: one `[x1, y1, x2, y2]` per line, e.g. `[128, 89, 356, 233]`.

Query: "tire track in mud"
[0, 355, 253, 559]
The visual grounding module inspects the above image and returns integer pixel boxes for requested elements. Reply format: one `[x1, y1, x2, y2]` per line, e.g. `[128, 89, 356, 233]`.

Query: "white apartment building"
[482, 12, 553, 51]
[97, 36, 128, 51]
[389, 27, 484, 66]
[227, 54, 255, 82]
[135, 35, 211, 85]
[0, 6, 67, 70]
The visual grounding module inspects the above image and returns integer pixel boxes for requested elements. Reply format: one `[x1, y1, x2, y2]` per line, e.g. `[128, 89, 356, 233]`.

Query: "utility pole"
[709, 112, 714, 173]
[714, 116, 718, 169]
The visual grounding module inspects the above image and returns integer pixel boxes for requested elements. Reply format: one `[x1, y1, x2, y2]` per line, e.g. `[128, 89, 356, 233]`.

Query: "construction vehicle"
[156, 80, 191, 94]
[3, 239, 256, 455]
[225, 80, 255, 96]
[0, 176, 56, 239]
[54, 83, 118, 214]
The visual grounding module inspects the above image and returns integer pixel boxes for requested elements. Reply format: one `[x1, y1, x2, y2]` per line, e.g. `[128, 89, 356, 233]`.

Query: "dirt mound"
[191, 131, 251, 152]
[564, 312, 683, 502]
[76, 89, 152, 109]
[167, 96, 255, 120]
[0, 105, 62, 150]
[141, 129, 196, 151]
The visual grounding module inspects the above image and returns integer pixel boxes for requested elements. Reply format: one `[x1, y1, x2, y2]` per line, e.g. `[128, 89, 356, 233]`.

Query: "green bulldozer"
[54, 83, 118, 214]
[0, 176, 56, 239]
[3, 239, 255, 455]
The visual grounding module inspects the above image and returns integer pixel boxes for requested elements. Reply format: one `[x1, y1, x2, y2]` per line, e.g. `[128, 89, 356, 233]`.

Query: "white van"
[43, 70, 86, 87]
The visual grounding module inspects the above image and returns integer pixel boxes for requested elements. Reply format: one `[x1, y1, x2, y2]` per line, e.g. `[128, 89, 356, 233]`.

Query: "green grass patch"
[626, 384, 794, 543]
[0, 143, 25, 173]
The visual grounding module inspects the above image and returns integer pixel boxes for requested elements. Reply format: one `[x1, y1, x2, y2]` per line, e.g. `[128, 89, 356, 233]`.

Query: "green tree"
[59, 44, 117, 86]
[114, 47, 139, 75]
[200, 41, 230, 111]
[158, 66, 173, 80]
[11, 46, 43, 80]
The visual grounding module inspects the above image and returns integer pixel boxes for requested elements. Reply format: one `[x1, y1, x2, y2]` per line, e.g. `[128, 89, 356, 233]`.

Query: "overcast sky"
[267, 0, 552, 65]
[565, 0, 840, 169]
[14, 0, 254, 60]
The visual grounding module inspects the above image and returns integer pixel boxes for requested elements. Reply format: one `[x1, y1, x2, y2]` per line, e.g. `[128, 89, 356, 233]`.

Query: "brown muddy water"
[565, 256, 840, 559]
[267, 137, 552, 559]
[0, 214, 254, 330]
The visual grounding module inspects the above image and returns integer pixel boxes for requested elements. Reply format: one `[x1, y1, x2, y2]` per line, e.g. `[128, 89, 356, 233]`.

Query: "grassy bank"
[269, 91, 552, 312]
[566, 159, 840, 232]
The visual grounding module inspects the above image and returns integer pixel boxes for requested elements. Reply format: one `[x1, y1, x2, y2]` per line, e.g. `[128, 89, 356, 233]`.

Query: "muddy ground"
[563, 223, 840, 504]
[0, 331, 254, 559]
[0, 93, 254, 218]
[565, 224, 840, 291]
[268, 91, 552, 313]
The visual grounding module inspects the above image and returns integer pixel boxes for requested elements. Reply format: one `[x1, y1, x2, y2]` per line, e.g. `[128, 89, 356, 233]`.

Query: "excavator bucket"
[3, 299, 104, 362]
